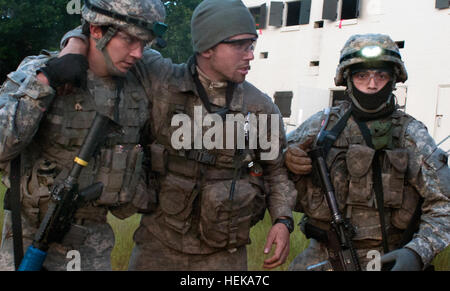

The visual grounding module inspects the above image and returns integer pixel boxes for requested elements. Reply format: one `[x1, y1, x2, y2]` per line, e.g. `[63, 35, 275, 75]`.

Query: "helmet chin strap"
[346, 73, 397, 114]
[94, 26, 127, 77]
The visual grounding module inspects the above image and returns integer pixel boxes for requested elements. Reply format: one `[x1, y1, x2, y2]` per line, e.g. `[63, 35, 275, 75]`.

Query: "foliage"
[0, 0, 81, 83]
[156, 0, 202, 64]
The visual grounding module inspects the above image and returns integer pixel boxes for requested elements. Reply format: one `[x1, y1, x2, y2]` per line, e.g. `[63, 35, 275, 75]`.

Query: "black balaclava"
[347, 62, 397, 121]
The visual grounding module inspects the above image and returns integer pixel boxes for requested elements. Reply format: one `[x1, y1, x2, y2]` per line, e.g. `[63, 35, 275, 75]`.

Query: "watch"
[274, 218, 294, 233]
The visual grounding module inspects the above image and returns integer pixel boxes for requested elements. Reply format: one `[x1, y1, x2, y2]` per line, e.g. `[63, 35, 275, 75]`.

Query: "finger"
[263, 241, 288, 269]
[288, 164, 312, 175]
[287, 146, 309, 157]
[298, 137, 314, 151]
[289, 155, 312, 165]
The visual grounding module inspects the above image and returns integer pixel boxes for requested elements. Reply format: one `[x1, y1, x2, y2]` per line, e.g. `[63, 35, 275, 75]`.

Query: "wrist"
[274, 217, 294, 233]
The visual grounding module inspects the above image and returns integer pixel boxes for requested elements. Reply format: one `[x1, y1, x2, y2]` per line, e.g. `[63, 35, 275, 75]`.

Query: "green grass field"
[1, 180, 448, 271]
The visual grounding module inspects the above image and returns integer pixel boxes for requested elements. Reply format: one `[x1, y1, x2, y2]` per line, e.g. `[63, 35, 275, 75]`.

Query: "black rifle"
[18, 113, 120, 271]
[309, 146, 361, 271]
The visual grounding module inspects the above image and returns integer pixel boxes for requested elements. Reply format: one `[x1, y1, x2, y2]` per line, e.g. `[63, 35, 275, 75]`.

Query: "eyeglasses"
[116, 31, 150, 50]
[352, 70, 392, 84]
[220, 37, 257, 53]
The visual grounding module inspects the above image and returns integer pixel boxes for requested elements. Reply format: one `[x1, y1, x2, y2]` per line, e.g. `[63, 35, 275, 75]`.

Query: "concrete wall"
[242, 0, 450, 149]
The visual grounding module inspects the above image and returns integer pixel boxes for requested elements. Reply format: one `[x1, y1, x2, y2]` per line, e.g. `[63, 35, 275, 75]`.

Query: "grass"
[0, 180, 448, 271]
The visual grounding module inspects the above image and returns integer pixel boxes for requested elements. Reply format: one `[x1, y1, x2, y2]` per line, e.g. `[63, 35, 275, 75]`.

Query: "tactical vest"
[299, 104, 419, 250]
[144, 81, 269, 254]
[21, 70, 149, 226]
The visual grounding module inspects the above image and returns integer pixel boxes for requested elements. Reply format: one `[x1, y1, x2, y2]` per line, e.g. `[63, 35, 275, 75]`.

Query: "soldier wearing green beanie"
[55, 0, 297, 271]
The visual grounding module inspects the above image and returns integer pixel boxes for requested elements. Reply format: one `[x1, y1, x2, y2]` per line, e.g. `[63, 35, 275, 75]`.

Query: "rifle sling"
[9, 155, 24, 270]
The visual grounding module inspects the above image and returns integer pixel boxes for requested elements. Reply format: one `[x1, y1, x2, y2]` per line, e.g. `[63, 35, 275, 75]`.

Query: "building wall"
[242, 0, 450, 150]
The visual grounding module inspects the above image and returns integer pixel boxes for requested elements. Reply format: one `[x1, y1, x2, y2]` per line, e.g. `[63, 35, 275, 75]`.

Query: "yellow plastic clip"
[74, 157, 88, 167]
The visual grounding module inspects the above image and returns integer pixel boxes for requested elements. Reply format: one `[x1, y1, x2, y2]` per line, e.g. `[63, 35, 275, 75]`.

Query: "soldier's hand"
[380, 248, 423, 271]
[262, 223, 290, 269]
[39, 54, 88, 90]
[285, 138, 313, 175]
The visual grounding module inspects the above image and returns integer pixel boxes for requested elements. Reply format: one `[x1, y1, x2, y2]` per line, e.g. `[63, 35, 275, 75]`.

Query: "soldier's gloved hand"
[380, 248, 423, 271]
[39, 54, 88, 89]
[285, 138, 313, 175]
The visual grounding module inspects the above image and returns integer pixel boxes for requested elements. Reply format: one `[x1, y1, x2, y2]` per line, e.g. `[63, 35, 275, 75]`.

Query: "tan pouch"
[199, 179, 257, 249]
[382, 149, 408, 208]
[346, 144, 375, 207]
[159, 172, 197, 234]
[391, 185, 420, 230]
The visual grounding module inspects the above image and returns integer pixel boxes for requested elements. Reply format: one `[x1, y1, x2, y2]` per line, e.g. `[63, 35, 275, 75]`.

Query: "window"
[341, 0, 360, 20]
[286, 0, 312, 26]
[309, 61, 320, 67]
[249, 4, 267, 29]
[260, 52, 269, 59]
[286, 1, 301, 26]
[274, 91, 293, 117]
[314, 20, 324, 28]
[330, 90, 348, 106]
[322, 0, 361, 21]
[436, 0, 450, 9]
[395, 41, 405, 49]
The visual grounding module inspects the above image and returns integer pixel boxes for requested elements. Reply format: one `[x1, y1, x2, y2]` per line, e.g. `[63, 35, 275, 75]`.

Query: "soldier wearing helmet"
[0, 0, 167, 270]
[285, 34, 450, 271]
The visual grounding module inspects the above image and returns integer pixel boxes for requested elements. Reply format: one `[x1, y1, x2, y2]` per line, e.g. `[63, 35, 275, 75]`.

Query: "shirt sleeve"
[0, 54, 55, 165]
[403, 119, 450, 267]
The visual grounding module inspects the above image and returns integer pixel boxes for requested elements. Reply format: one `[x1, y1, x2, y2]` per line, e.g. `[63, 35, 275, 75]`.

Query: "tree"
[0, 0, 81, 83]
[157, 0, 202, 64]
[0, 0, 201, 83]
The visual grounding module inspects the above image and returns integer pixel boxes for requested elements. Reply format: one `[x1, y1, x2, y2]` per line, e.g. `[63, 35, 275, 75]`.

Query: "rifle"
[18, 113, 120, 271]
[309, 146, 361, 271]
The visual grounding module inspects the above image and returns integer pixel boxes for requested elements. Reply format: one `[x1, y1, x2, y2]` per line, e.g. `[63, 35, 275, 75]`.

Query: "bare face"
[106, 30, 147, 73]
[351, 70, 392, 94]
[201, 33, 257, 83]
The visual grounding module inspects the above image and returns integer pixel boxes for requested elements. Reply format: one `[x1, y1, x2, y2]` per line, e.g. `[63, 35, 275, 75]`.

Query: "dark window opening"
[395, 41, 405, 49]
[314, 20, 324, 28]
[286, 1, 301, 26]
[250, 4, 268, 29]
[310, 61, 320, 67]
[274, 91, 293, 117]
[331, 90, 348, 106]
[341, 0, 360, 20]
[249, 7, 261, 27]
[260, 52, 269, 59]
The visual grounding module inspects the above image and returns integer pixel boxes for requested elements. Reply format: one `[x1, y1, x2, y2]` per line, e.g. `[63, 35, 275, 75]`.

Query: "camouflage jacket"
[287, 101, 450, 267]
[0, 50, 152, 226]
[128, 51, 297, 254]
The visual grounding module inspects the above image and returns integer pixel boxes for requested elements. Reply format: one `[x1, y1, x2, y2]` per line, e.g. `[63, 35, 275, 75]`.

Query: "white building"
[242, 0, 450, 151]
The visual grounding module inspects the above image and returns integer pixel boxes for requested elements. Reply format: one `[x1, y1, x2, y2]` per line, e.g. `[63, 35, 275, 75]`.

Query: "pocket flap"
[346, 144, 375, 178]
[385, 149, 408, 173]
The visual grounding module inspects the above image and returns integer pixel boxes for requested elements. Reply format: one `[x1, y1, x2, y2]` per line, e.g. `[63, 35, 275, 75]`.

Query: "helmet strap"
[93, 26, 126, 77]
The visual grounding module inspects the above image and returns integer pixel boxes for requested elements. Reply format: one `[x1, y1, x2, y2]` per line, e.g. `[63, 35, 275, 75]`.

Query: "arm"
[0, 54, 56, 165]
[257, 102, 297, 269]
[402, 120, 450, 267]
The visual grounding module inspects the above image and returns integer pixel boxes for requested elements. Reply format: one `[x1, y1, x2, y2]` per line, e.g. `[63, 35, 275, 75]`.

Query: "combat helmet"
[82, 0, 167, 46]
[335, 34, 407, 86]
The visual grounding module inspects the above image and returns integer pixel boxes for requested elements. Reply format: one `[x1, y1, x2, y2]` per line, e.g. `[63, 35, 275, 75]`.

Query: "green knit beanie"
[191, 0, 257, 53]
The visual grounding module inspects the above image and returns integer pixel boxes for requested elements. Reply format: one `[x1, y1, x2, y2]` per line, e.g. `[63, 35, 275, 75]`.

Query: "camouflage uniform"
[124, 51, 297, 271]
[288, 34, 450, 271]
[0, 0, 166, 270]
